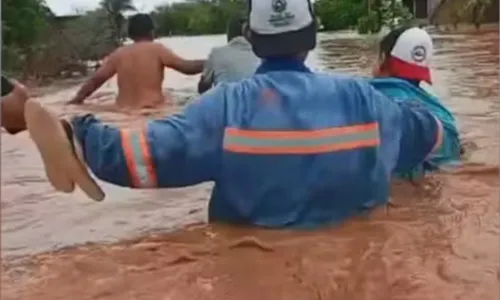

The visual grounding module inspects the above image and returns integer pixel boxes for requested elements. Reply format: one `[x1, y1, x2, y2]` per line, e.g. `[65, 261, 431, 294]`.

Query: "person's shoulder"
[316, 73, 374, 92]
[207, 45, 228, 60]
[369, 77, 440, 101]
[146, 42, 176, 56]
[368, 77, 418, 91]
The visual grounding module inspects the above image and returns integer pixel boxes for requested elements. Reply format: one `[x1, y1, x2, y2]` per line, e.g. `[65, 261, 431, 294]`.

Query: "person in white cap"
[24, 0, 444, 229]
[373, 26, 434, 85]
[370, 26, 461, 179]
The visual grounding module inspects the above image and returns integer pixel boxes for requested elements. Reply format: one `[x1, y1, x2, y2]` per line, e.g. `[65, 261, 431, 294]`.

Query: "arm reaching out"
[72, 86, 225, 188]
[159, 44, 205, 75]
[358, 79, 442, 173]
[68, 53, 117, 105]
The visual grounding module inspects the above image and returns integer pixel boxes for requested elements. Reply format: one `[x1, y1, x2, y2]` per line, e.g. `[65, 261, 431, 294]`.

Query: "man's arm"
[71, 86, 226, 188]
[359, 80, 442, 173]
[159, 44, 205, 75]
[67, 53, 117, 105]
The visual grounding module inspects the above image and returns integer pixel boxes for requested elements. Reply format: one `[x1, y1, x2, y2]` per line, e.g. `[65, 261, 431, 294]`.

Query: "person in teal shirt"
[369, 26, 462, 180]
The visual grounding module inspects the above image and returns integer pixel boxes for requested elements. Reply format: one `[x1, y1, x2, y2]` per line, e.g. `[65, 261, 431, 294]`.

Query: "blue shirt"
[73, 58, 441, 229]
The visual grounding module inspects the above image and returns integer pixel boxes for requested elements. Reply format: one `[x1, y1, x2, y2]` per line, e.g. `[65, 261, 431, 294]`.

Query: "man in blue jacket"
[369, 26, 461, 179]
[25, 0, 443, 229]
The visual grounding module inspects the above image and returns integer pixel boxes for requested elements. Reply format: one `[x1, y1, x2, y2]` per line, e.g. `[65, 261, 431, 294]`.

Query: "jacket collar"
[256, 57, 311, 74]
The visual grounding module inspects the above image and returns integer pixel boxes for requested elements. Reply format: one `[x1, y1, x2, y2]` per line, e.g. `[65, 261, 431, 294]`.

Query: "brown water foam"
[2, 171, 498, 300]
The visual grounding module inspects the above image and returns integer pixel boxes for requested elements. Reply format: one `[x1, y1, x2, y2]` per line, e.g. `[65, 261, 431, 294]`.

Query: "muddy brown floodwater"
[1, 26, 499, 300]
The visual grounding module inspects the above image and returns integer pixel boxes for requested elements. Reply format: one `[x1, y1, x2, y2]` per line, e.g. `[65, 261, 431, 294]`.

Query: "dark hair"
[227, 16, 247, 42]
[128, 13, 155, 40]
[379, 25, 412, 60]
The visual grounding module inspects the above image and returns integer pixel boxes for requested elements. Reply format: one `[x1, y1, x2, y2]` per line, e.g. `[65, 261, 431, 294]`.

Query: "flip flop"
[24, 100, 105, 201]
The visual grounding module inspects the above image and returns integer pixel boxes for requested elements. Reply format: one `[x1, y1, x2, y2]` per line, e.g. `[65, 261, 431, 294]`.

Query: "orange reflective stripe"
[138, 127, 157, 187]
[120, 128, 157, 188]
[225, 139, 380, 154]
[120, 130, 141, 187]
[224, 122, 380, 155]
[225, 122, 378, 139]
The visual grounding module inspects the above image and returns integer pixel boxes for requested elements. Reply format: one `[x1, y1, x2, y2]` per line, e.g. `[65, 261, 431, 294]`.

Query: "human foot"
[24, 100, 105, 201]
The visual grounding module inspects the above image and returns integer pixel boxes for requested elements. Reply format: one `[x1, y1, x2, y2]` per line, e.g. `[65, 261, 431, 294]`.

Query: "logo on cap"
[411, 45, 426, 63]
[272, 0, 287, 13]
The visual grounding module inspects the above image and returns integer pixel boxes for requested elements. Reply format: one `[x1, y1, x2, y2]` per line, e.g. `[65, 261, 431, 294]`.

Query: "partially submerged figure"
[369, 26, 462, 179]
[198, 16, 260, 94]
[26, 0, 446, 228]
[68, 13, 205, 108]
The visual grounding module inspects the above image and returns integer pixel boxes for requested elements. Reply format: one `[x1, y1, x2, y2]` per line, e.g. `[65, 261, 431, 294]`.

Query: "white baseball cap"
[248, 0, 317, 58]
[381, 26, 434, 83]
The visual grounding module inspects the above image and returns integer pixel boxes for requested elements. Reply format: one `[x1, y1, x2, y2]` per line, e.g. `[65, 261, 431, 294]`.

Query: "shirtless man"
[67, 13, 205, 108]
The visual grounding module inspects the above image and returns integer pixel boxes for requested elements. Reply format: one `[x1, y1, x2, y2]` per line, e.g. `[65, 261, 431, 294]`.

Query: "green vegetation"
[2, 0, 498, 78]
[100, 0, 136, 45]
[152, 0, 246, 36]
[430, 0, 497, 29]
[2, 0, 51, 72]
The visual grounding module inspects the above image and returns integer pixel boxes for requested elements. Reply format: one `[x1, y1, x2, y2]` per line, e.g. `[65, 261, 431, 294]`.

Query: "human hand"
[66, 98, 83, 105]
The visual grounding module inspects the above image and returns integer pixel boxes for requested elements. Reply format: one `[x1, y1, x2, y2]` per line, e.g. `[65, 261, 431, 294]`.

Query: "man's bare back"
[114, 42, 168, 108]
[68, 14, 204, 109]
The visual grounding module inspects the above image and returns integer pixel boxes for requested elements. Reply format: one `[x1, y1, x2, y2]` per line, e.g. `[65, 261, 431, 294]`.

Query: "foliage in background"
[314, 0, 366, 31]
[100, 0, 136, 45]
[356, 0, 414, 34]
[430, 0, 497, 29]
[2, 0, 50, 72]
[379, 0, 413, 28]
[36, 9, 116, 76]
[357, 12, 380, 34]
[152, 0, 246, 36]
[2, 0, 499, 78]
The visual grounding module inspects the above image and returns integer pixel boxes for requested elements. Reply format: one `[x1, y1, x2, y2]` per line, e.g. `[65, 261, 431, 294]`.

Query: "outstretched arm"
[159, 44, 205, 75]
[361, 80, 442, 173]
[71, 86, 225, 188]
[68, 53, 117, 105]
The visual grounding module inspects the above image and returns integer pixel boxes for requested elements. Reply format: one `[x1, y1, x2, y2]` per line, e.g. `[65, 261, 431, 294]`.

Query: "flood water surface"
[1, 28, 499, 300]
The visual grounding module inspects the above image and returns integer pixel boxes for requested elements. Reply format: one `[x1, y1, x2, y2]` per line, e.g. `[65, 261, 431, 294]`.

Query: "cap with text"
[248, 0, 316, 58]
[387, 27, 434, 84]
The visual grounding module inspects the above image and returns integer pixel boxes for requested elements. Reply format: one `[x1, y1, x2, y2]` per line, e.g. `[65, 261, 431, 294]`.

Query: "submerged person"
[1, 75, 29, 134]
[198, 16, 259, 94]
[26, 0, 444, 228]
[369, 26, 461, 179]
[67, 13, 205, 108]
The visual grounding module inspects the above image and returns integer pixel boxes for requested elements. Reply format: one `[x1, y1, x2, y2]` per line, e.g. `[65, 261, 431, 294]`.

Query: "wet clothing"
[72, 58, 442, 229]
[201, 37, 259, 85]
[369, 77, 460, 179]
[1, 76, 14, 97]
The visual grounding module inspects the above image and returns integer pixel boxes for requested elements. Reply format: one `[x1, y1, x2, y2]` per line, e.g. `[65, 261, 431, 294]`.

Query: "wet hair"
[227, 16, 248, 42]
[379, 25, 412, 61]
[128, 13, 155, 40]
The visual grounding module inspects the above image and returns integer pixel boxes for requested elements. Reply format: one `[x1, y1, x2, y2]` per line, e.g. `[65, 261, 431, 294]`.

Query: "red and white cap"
[388, 27, 433, 84]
